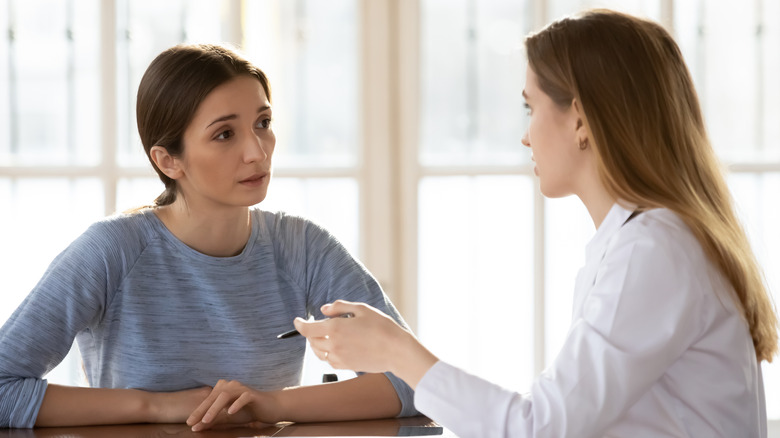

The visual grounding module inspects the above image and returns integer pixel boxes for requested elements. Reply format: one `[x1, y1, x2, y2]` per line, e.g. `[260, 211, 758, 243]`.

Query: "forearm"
[35, 385, 151, 427]
[274, 373, 401, 423]
[35, 384, 207, 427]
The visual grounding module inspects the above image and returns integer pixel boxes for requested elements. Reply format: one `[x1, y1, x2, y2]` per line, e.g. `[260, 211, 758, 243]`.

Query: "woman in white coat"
[196, 9, 779, 437]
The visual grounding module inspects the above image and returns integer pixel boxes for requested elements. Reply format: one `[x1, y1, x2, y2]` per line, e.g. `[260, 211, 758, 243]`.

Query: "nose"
[244, 132, 274, 163]
[521, 130, 531, 148]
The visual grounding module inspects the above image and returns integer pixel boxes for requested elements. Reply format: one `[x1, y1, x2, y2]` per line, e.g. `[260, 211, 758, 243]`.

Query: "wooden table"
[0, 416, 452, 437]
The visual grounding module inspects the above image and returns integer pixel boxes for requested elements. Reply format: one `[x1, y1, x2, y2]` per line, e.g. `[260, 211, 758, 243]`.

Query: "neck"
[577, 184, 616, 229]
[154, 201, 252, 257]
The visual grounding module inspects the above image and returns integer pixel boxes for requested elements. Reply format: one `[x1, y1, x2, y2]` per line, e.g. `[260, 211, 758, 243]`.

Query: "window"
[1, 0, 779, 433]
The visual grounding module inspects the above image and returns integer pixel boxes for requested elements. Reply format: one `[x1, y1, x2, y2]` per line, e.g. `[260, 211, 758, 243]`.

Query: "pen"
[276, 312, 355, 339]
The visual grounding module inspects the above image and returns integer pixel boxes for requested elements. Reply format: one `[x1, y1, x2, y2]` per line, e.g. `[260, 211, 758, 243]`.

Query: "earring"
[579, 138, 589, 150]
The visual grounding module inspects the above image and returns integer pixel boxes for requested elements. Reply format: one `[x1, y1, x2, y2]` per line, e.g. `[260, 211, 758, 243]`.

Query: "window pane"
[245, 0, 359, 168]
[760, 0, 780, 160]
[1, 0, 100, 166]
[0, 178, 104, 322]
[116, 177, 163, 212]
[544, 195, 593, 366]
[115, 0, 228, 167]
[728, 173, 780, 420]
[0, 178, 103, 386]
[418, 176, 535, 392]
[261, 177, 359, 257]
[0, 10, 8, 154]
[676, 1, 780, 162]
[420, 0, 530, 166]
[548, 0, 661, 23]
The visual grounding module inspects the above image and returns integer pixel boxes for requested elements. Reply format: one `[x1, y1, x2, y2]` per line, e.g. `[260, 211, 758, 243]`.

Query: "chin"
[248, 190, 270, 207]
[539, 184, 566, 199]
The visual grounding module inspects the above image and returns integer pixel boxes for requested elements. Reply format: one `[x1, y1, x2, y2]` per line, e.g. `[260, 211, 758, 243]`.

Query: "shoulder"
[253, 208, 337, 245]
[72, 210, 158, 259]
[613, 208, 703, 262]
[39, 211, 158, 299]
[85, 210, 156, 242]
[601, 207, 718, 301]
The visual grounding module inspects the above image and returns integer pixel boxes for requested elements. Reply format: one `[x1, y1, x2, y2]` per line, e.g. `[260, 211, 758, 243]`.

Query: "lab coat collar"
[584, 203, 635, 264]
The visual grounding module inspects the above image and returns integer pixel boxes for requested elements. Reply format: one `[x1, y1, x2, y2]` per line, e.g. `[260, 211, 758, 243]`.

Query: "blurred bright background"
[0, 0, 778, 433]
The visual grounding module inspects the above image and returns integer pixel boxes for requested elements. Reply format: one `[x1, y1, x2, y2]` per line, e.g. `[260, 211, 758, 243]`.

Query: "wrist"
[142, 390, 167, 423]
[390, 330, 438, 389]
[129, 389, 158, 423]
[263, 389, 287, 423]
[143, 389, 196, 424]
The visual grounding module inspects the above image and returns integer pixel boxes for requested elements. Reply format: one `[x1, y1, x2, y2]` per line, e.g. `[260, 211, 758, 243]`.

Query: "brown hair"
[136, 43, 271, 206]
[525, 10, 778, 362]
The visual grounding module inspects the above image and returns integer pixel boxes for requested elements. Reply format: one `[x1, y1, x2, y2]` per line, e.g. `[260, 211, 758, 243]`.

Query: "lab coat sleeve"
[415, 224, 709, 438]
[415, 361, 534, 437]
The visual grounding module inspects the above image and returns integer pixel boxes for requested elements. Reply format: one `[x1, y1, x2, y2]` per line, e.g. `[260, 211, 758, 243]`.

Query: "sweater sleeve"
[0, 219, 130, 427]
[270, 212, 419, 417]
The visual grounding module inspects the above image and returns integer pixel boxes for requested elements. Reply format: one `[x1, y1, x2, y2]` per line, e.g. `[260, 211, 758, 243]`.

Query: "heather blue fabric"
[0, 208, 417, 427]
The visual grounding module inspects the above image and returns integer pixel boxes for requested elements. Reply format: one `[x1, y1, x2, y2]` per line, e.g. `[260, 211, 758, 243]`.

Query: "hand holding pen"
[289, 300, 439, 389]
[277, 312, 355, 339]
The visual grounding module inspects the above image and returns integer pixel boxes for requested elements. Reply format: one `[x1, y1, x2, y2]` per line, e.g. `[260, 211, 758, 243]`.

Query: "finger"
[200, 391, 233, 425]
[293, 317, 314, 337]
[294, 316, 332, 339]
[228, 392, 253, 415]
[307, 339, 332, 362]
[187, 385, 222, 426]
[320, 300, 362, 318]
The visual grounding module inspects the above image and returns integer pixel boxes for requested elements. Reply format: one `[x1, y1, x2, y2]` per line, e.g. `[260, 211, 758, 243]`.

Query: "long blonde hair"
[525, 9, 778, 362]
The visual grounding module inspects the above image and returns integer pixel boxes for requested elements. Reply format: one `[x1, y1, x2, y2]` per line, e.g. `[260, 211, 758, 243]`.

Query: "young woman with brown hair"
[292, 10, 778, 437]
[0, 44, 417, 429]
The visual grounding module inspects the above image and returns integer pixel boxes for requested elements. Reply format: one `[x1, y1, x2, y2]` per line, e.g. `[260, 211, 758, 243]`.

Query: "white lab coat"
[415, 203, 765, 437]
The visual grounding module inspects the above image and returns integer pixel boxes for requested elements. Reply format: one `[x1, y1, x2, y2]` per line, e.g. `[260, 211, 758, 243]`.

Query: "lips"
[239, 172, 269, 186]
[240, 174, 265, 183]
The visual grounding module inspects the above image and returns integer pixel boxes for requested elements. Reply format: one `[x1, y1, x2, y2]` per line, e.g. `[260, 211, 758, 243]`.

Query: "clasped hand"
[185, 380, 280, 432]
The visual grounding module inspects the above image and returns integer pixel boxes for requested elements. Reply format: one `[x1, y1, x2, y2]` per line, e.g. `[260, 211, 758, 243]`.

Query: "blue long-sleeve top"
[0, 208, 417, 427]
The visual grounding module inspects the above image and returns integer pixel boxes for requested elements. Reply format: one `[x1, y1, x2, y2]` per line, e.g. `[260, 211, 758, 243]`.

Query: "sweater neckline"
[141, 208, 259, 265]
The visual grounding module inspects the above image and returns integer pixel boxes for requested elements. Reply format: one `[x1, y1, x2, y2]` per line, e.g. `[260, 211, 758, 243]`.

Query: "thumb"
[321, 299, 361, 318]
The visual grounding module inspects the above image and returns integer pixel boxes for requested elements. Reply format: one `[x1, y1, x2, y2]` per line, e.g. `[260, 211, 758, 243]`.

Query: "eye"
[256, 117, 272, 129]
[523, 102, 532, 116]
[214, 129, 234, 141]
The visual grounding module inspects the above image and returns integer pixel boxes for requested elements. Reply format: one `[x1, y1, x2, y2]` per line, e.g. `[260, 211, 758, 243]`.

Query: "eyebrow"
[206, 105, 272, 129]
[522, 90, 529, 100]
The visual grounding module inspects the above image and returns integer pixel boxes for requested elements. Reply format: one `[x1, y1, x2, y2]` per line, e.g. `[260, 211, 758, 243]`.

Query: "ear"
[149, 146, 184, 180]
[572, 99, 590, 147]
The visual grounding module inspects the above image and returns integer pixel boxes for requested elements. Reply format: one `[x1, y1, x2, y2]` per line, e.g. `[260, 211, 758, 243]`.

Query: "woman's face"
[177, 75, 275, 210]
[521, 66, 586, 198]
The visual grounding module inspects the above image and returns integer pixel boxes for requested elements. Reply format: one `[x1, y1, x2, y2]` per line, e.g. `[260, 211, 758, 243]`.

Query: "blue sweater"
[0, 208, 417, 427]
